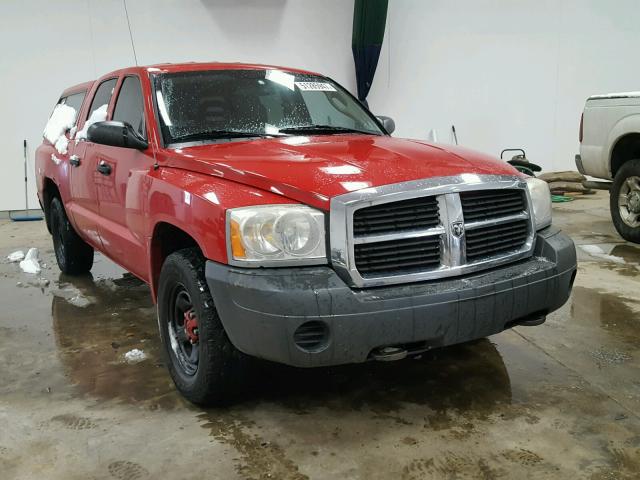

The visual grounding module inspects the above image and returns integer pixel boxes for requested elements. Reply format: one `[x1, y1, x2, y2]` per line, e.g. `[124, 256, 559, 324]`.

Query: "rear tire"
[610, 159, 640, 244]
[50, 197, 94, 274]
[157, 248, 249, 405]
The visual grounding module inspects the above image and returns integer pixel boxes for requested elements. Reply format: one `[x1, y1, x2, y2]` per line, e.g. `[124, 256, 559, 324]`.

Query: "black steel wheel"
[157, 247, 250, 405]
[49, 197, 94, 274]
[166, 284, 199, 377]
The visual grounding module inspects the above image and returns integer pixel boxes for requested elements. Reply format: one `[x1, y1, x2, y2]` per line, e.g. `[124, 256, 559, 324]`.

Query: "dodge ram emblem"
[451, 221, 465, 237]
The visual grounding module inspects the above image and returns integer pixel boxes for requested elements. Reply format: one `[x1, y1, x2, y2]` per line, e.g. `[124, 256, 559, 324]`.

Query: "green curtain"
[352, 0, 389, 104]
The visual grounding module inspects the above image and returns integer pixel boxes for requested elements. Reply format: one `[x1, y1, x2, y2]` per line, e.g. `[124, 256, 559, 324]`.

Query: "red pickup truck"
[36, 62, 577, 404]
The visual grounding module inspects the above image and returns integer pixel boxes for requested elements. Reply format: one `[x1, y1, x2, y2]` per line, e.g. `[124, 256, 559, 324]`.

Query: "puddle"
[570, 286, 640, 344]
[610, 244, 640, 264]
[50, 272, 185, 410]
[579, 243, 640, 276]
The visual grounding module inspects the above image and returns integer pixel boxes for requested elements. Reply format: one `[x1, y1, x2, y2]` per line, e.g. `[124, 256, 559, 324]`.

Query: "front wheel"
[610, 159, 640, 244]
[157, 248, 249, 405]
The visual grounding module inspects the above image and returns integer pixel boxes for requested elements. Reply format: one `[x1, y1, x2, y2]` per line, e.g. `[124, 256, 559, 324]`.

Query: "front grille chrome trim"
[353, 226, 445, 245]
[330, 174, 535, 288]
[464, 211, 530, 230]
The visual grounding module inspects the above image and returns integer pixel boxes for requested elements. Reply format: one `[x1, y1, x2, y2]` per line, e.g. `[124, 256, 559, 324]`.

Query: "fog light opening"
[293, 321, 330, 353]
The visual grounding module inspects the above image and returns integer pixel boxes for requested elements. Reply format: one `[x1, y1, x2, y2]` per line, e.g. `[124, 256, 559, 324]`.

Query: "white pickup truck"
[577, 92, 640, 243]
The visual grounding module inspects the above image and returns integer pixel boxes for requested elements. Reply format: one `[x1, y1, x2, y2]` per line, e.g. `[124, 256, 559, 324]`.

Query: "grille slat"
[353, 196, 440, 236]
[355, 205, 438, 220]
[357, 251, 440, 266]
[354, 239, 440, 254]
[460, 189, 525, 221]
[356, 245, 440, 260]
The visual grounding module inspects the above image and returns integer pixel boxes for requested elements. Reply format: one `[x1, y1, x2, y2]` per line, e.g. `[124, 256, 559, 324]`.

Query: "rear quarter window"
[58, 92, 86, 125]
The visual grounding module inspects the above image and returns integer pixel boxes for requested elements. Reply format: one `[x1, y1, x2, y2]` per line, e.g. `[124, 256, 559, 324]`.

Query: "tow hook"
[371, 346, 408, 362]
[184, 309, 199, 344]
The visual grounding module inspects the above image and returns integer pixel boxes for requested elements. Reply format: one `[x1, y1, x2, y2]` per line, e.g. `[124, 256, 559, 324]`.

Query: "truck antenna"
[123, 0, 138, 66]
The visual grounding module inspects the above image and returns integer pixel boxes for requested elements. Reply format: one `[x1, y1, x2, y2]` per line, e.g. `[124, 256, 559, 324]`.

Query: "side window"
[59, 92, 86, 126]
[87, 78, 117, 119]
[112, 76, 146, 138]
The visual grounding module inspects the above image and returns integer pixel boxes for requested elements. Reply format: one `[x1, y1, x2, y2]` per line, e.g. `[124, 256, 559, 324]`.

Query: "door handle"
[97, 161, 112, 175]
[69, 155, 81, 167]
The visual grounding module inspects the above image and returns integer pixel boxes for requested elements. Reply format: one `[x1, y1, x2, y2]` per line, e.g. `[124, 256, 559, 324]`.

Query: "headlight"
[526, 178, 552, 230]
[227, 205, 326, 266]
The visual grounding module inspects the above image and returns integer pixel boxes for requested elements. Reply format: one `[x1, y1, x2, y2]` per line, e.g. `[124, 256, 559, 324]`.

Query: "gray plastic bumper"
[205, 227, 576, 368]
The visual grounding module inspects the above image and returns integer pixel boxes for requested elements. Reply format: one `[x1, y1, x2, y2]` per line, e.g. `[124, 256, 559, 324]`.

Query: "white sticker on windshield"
[295, 82, 336, 92]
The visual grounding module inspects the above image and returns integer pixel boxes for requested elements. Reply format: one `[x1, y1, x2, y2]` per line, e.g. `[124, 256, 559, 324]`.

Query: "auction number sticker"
[295, 82, 337, 92]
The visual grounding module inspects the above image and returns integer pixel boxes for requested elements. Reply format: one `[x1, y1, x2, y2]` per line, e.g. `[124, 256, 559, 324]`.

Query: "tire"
[157, 248, 249, 405]
[610, 159, 640, 244]
[50, 197, 94, 274]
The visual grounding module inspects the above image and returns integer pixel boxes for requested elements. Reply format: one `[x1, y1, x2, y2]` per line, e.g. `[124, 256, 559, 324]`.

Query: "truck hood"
[162, 135, 521, 210]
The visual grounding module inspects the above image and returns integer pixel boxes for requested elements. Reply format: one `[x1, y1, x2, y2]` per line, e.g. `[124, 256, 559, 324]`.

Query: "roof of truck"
[142, 61, 322, 76]
[61, 63, 323, 97]
[588, 91, 640, 100]
[61, 80, 94, 97]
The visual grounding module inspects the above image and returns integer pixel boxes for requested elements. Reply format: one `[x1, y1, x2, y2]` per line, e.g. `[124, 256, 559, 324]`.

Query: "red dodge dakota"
[36, 62, 577, 404]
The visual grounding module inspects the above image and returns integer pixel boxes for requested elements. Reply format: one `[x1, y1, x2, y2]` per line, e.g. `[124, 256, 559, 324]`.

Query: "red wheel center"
[184, 309, 199, 344]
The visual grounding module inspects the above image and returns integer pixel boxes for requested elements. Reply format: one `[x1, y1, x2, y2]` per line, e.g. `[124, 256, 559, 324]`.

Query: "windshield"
[154, 69, 384, 144]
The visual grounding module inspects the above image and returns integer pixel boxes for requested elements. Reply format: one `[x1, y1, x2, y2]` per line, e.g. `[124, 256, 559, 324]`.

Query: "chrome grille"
[330, 175, 536, 288]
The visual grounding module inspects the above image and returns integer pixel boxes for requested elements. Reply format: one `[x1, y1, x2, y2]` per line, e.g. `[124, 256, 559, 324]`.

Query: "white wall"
[3, 0, 640, 212]
[0, 0, 355, 212]
[368, 0, 640, 172]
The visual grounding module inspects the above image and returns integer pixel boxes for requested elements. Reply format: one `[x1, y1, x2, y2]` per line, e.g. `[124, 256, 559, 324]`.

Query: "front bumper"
[205, 227, 576, 368]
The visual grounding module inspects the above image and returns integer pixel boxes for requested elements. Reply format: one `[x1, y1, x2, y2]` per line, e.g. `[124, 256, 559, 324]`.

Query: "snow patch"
[75, 104, 108, 143]
[54, 135, 69, 155]
[52, 285, 95, 307]
[7, 250, 25, 262]
[68, 294, 92, 308]
[124, 349, 147, 364]
[580, 244, 626, 264]
[43, 104, 77, 154]
[19, 248, 41, 274]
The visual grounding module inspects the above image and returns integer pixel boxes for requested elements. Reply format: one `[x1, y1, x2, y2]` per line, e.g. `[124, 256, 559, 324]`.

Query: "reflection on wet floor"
[571, 286, 640, 345]
[51, 272, 184, 409]
[51, 269, 513, 415]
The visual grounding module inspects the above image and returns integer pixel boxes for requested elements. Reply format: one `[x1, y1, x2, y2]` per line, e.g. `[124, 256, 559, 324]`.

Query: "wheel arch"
[149, 221, 205, 301]
[610, 132, 640, 177]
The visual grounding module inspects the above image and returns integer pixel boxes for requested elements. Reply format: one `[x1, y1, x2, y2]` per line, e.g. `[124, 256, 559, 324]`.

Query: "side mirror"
[87, 121, 148, 150]
[376, 115, 395, 134]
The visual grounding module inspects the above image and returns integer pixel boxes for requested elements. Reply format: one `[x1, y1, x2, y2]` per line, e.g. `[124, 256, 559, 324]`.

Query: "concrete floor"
[0, 191, 639, 480]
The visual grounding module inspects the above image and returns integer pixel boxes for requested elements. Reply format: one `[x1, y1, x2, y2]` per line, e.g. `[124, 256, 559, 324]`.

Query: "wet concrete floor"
[1, 191, 639, 479]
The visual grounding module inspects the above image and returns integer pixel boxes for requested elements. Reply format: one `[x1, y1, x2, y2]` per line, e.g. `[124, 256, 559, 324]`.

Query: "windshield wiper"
[170, 129, 277, 143]
[278, 125, 377, 135]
